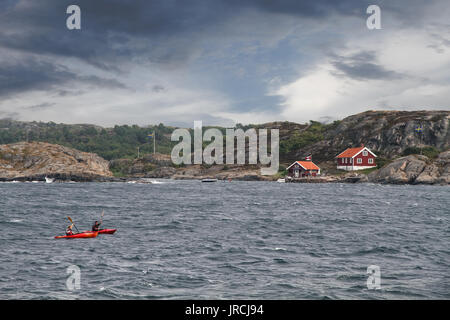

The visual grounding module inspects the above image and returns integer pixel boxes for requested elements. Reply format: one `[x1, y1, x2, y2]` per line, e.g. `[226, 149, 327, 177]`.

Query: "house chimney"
[360, 143, 364, 147]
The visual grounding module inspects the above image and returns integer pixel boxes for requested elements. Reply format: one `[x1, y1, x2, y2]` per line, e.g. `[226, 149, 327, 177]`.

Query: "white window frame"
[368, 158, 374, 164]
[363, 150, 368, 156]
[357, 158, 362, 164]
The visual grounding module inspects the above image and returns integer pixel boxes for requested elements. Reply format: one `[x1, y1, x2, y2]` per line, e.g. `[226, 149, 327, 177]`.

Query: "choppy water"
[0, 181, 449, 299]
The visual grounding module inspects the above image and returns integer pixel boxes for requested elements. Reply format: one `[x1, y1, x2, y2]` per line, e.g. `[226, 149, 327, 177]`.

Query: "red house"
[287, 160, 320, 178]
[336, 144, 377, 171]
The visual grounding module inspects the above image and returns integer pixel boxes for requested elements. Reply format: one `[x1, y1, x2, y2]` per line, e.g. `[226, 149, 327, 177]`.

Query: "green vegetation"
[402, 146, 440, 159]
[110, 166, 128, 177]
[357, 167, 379, 174]
[280, 121, 326, 154]
[0, 121, 177, 160]
[376, 157, 392, 169]
[277, 165, 287, 177]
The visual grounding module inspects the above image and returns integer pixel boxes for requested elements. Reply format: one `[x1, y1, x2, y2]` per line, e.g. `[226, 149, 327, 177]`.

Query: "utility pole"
[137, 146, 140, 159]
[415, 124, 423, 155]
[147, 131, 156, 155]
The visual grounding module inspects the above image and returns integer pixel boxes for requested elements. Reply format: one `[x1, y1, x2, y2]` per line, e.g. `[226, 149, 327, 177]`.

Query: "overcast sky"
[0, 0, 449, 127]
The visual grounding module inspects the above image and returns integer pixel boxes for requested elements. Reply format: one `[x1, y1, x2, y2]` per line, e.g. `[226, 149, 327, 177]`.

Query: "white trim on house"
[286, 162, 298, 170]
[286, 161, 320, 171]
[351, 147, 377, 158]
[286, 162, 299, 170]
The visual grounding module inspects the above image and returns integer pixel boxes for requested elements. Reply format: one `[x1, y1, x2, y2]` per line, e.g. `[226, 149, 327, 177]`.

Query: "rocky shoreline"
[0, 142, 449, 185]
[107, 151, 450, 185]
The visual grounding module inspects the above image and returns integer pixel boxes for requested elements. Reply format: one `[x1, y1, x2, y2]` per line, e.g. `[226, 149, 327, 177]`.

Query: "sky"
[0, 0, 449, 127]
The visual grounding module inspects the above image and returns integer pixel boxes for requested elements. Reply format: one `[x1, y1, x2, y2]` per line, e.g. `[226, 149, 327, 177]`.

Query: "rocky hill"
[0, 142, 112, 181]
[282, 110, 449, 163]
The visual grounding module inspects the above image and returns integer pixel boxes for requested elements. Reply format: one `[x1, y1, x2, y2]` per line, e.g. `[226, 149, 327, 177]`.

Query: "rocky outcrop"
[434, 151, 450, 184]
[290, 110, 449, 162]
[368, 155, 426, 184]
[368, 153, 449, 185]
[0, 142, 112, 181]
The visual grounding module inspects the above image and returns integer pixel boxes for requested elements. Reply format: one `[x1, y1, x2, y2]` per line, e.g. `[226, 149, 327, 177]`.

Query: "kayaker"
[92, 220, 101, 231]
[66, 224, 74, 236]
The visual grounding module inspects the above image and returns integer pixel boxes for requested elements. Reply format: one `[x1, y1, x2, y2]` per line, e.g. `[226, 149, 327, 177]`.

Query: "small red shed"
[336, 144, 377, 171]
[287, 160, 321, 178]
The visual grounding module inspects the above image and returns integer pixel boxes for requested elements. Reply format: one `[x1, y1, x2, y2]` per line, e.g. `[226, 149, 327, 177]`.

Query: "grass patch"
[356, 167, 378, 174]
[402, 146, 440, 159]
[376, 157, 392, 169]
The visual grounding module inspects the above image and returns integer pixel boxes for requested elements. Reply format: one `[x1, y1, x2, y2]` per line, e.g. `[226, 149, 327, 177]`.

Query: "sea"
[0, 180, 448, 299]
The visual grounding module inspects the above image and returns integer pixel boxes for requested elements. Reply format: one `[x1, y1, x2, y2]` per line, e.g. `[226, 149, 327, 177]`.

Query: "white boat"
[201, 178, 218, 182]
[277, 178, 286, 183]
[45, 177, 54, 183]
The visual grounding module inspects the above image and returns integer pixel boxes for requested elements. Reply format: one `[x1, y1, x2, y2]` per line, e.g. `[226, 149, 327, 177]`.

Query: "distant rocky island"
[0, 110, 448, 185]
[0, 142, 111, 182]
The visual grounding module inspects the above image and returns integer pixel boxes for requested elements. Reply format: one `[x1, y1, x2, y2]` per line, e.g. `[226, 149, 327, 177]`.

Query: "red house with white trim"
[287, 160, 321, 178]
[336, 144, 377, 171]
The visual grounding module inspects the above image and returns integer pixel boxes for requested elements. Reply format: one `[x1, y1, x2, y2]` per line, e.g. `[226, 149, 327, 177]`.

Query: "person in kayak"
[66, 224, 74, 236]
[92, 220, 101, 232]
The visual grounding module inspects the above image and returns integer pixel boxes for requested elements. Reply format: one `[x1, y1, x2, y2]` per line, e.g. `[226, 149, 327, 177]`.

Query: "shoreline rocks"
[367, 153, 449, 185]
[0, 142, 112, 182]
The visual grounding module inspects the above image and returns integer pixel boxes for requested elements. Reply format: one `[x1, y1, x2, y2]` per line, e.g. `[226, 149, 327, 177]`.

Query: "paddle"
[94, 210, 105, 231]
[67, 216, 80, 234]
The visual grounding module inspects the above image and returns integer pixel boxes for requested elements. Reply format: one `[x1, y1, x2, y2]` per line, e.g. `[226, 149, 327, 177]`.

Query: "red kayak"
[98, 229, 116, 234]
[55, 231, 98, 239]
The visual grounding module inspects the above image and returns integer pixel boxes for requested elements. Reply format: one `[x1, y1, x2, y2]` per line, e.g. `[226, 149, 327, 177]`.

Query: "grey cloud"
[330, 51, 404, 81]
[0, 0, 394, 70]
[0, 59, 127, 97]
[427, 30, 450, 54]
[25, 102, 56, 111]
[0, 0, 439, 74]
[152, 85, 165, 93]
[0, 111, 19, 120]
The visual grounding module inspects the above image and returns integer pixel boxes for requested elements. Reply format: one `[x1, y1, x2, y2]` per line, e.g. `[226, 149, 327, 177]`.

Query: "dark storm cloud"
[229, 0, 374, 17]
[0, 0, 235, 69]
[330, 51, 404, 81]
[0, 0, 442, 120]
[0, 0, 389, 69]
[0, 59, 126, 97]
[0, 0, 438, 67]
